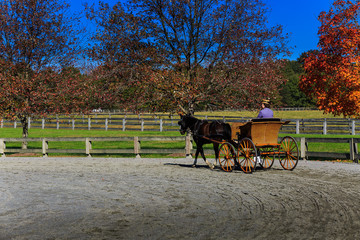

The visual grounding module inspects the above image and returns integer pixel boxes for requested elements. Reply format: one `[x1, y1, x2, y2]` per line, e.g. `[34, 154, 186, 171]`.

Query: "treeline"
[279, 57, 316, 108]
[0, 0, 315, 137]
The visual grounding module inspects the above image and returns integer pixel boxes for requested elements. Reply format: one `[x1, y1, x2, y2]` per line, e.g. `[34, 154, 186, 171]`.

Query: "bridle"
[180, 116, 197, 134]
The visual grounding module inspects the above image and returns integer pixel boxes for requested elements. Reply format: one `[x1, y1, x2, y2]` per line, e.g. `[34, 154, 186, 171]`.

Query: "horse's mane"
[185, 114, 198, 121]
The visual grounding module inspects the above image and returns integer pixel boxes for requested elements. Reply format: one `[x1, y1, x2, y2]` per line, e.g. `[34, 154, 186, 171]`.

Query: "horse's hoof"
[192, 164, 196, 168]
[210, 164, 215, 170]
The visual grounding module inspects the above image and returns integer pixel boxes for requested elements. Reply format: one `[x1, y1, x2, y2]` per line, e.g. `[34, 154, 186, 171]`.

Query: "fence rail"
[0, 136, 192, 158]
[2, 115, 360, 135]
[299, 137, 359, 162]
[0, 136, 359, 162]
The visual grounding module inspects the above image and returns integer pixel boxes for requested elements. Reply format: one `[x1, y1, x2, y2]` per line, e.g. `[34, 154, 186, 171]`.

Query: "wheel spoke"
[237, 138, 257, 173]
[259, 147, 274, 169]
[218, 143, 236, 172]
[279, 136, 299, 171]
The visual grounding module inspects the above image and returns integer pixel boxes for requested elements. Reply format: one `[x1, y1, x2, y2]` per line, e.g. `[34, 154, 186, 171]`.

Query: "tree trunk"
[188, 101, 195, 116]
[20, 116, 28, 149]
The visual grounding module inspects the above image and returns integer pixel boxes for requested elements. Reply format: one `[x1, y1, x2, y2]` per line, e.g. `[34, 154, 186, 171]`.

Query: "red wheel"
[218, 142, 236, 172]
[259, 147, 275, 169]
[278, 136, 299, 170]
[237, 138, 257, 173]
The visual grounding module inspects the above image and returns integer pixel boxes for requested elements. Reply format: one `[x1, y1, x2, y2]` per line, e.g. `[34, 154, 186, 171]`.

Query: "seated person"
[257, 99, 273, 118]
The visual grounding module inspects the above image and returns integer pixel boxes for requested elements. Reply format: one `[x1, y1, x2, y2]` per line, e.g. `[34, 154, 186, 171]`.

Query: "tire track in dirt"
[1, 158, 360, 239]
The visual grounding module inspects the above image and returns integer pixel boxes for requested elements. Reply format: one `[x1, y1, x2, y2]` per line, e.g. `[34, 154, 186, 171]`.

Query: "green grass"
[0, 128, 186, 158]
[50, 109, 344, 120]
[0, 109, 356, 159]
[195, 110, 343, 119]
[1, 131, 355, 160]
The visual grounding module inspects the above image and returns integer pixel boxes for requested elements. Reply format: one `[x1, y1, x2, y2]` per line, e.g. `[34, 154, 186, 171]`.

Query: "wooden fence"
[299, 137, 359, 162]
[0, 136, 358, 162]
[0, 136, 192, 158]
[1, 116, 180, 132]
[2, 115, 360, 135]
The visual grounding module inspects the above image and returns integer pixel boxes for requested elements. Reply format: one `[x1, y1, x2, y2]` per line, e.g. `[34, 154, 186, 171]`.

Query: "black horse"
[178, 114, 232, 168]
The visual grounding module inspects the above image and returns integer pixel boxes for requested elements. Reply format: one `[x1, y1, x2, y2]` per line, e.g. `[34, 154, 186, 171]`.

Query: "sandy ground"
[1, 157, 360, 240]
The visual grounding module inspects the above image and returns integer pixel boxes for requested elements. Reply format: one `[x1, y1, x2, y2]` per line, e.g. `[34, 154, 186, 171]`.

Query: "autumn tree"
[0, 0, 85, 137]
[300, 0, 360, 117]
[87, 0, 290, 114]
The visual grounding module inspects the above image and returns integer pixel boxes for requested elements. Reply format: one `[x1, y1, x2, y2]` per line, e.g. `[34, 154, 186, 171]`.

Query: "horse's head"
[178, 113, 193, 135]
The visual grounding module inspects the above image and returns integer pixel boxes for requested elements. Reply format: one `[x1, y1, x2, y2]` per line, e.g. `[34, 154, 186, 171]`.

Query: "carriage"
[217, 118, 299, 173]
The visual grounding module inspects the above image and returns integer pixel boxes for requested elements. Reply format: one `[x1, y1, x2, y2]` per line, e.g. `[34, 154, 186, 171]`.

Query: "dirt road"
[1, 157, 360, 239]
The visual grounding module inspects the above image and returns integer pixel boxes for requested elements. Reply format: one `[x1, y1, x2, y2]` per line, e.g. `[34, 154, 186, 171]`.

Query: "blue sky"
[263, 0, 334, 60]
[70, 0, 336, 60]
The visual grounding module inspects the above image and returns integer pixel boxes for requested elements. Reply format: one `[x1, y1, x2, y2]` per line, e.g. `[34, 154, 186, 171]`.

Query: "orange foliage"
[300, 0, 360, 117]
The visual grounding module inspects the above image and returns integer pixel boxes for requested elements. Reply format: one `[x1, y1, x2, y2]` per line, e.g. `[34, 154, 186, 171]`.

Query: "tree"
[279, 58, 316, 108]
[0, 0, 85, 137]
[87, 0, 290, 114]
[300, 0, 360, 117]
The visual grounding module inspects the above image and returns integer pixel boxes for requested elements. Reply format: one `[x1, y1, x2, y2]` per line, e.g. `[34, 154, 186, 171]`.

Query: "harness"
[192, 120, 207, 137]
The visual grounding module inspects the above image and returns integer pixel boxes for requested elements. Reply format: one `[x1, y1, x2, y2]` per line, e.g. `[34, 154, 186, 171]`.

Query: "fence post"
[21, 139, 28, 149]
[355, 139, 359, 163]
[185, 134, 193, 158]
[86, 138, 92, 157]
[42, 118, 45, 129]
[14, 120, 16, 128]
[141, 119, 144, 131]
[350, 138, 358, 162]
[88, 117, 91, 130]
[42, 138, 48, 157]
[0, 139, 5, 157]
[72, 119, 75, 130]
[1, 119, 3, 128]
[160, 119, 163, 132]
[134, 136, 141, 158]
[28, 117, 31, 130]
[323, 119, 327, 135]
[122, 119, 126, 131]
[56, 119, 60, 130]
[352, 120, 356, 135]
[296, 120, 300, 134]
[300, 137, 307, 160]
[105, 118, 108, 131]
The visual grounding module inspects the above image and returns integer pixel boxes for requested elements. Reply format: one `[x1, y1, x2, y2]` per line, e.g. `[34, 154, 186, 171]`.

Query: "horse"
[178, 113, 232, 168]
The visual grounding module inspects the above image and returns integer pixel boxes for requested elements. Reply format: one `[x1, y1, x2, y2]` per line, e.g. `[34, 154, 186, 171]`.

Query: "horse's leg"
[199, 145, 213, 169]
[193, 147, 200, 167]
[213, 143, 219, 168]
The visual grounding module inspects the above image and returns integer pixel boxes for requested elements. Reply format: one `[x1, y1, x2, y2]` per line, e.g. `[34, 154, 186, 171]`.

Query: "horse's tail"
[223, 123, 232, 141]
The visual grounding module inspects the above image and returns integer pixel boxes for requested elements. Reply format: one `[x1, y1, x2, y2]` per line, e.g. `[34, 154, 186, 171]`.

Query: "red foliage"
[0, 0, 87, 137]
[0, 62, 98, 137]
[300, 0, 360, 117]
[87, 0, 290, 113]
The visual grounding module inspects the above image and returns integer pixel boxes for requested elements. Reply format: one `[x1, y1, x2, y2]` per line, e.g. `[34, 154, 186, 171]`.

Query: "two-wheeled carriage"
[217, 118, 299, 173]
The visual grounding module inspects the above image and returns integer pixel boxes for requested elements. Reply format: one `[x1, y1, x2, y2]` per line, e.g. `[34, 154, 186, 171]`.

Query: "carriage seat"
[232, 118, 289, 146]
[251, 118, 281, 122]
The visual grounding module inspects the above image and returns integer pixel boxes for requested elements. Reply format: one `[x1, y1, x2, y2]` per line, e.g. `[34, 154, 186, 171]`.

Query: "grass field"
[92, 109, 343, 120]
[0, 110, 355, 159]
[195, 109, 343, 119]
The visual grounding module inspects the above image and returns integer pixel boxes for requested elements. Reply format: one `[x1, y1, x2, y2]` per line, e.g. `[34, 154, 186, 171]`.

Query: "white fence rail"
[1, 115, 360, 135]
[0, 136, 192, 158]
[0, 136, 359, 162]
